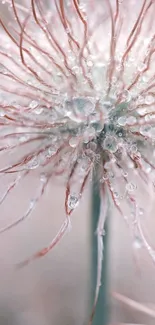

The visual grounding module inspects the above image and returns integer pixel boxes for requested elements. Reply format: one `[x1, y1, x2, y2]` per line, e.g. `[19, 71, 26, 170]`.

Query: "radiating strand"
[0, 172, 50, 234]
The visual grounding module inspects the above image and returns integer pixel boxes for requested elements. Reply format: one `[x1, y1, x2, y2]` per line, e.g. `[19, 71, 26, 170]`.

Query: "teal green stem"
[91, 180, 109, 325]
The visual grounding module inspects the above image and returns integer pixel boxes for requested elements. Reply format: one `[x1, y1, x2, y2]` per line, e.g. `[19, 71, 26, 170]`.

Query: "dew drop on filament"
[69, 137, 80, 148]
[126, 182, 136, 192]
[102, 135, 118, 153]
[27, 157, 39, 169]
[68, 194, 79, 210]
[29, 100, 39, 109]
[133, 236, 143, 250]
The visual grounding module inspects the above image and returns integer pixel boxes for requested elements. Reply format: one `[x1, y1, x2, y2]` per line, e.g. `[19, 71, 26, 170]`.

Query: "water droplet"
[27, 157, 39, 169]
[29, 199, 36, 209]
[40, 173, 47, 183]
[145, 95, 154, 105]
[49, 109, 59, 121]
[68, 194, 79, 210]
[130, 144, 137, 153]
[121, 90, 131, 102]
[79, 156, 90, 172]
[126, 116, 137, 125]
[133, 236, 143, 249]
[137, 95, 144, 105]
[122, 170, 128, 177]
[117, 116, 127, 126]
[34, 107, 44, 115]
[126, 182, 136, 192]
[138, 62, 147, 72]
[139, 207, 144, 216]
[29, 100, 39, 109]
[87, 60, 93, 67]
[0, 109, 5, 117]
[69, 137, 79, 148]
[19, 134, 29, 143]
[83, 126, 96, 143]
[46, 146, 57, 157]
[145, 114, 151, 122]
[113, 191, 119, 198]
[102, 135, 118, 153]
[102, 100, 113, 110]
[88, 142, 97, 152]
[140, 124, 151, 135]
[95, 122, 104, 133]
[65, 97, 95, 122]
[149, 127, 155, 138]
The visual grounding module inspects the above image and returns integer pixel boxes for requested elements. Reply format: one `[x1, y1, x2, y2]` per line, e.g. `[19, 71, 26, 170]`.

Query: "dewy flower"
[0, 0, 155, 278]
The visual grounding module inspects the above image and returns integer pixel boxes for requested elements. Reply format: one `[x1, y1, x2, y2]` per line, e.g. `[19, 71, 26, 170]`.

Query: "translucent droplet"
[149, 248, 155, 261]
[149, 127, 155, 138]
[138, 62, 147, 72]
[19, 135, 29, 143]
[121, 169, 128, 177]
[121, 90, 131, 102]
[145, 114, 151, 122]
[83, 126, 96, 143]
[29, 199, 36, 209]
[139, 207, 144, 216]
[103, 101, 113, 110]
[102, 135, 118, 153]
[34, 107, 44, 115]
[29, 100, 39, 109]
[0, 109, 5, 117]
[102, 172, 109, 181]
[130, 144, 137, 153]
[49, 109, 59, 121]
[89, 111, 100, 124]
[117, 116, 127, 126]
[126, 116, 137, 125]
[65, 97, 95, 122]
[113, 191, 119, 198]
[126, 182, 136, 192]
[95, 122, 104, 133]
[69, 137, 79, 148]
[137, 95, 144, 105]
[78, 2, 86, 11]
[87, 60, 93, 67]
[133, 236, 143, 249]
[80, 157, 90, 172]
[145, 95, 154, 105]
[140, 124, 151, 135]
[40, 173, 47, 183]
[46, 146, 57, 157]
[88, 142, 97, 151]
[68, 194, 79, 210]
[27, 157, 39, 169]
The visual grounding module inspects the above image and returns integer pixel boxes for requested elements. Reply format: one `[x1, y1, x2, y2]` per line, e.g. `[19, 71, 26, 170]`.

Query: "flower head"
[0, 0, 155, 270]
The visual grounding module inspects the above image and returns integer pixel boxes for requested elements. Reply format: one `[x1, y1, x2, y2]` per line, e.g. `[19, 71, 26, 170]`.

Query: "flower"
[0, 0, 155, 277]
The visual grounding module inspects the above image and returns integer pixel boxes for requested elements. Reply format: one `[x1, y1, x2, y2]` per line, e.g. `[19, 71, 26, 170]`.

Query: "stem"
[91, 179, 109, 325]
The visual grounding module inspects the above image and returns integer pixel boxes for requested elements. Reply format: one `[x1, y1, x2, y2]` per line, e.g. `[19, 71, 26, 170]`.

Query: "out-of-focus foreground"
[0, 178, 155, 324]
